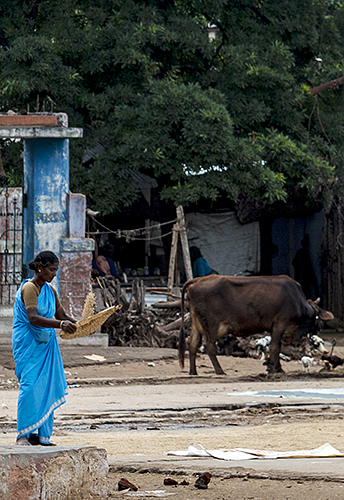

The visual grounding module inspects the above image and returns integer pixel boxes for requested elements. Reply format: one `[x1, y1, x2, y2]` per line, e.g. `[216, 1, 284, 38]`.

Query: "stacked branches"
[94, 277, 189, 349]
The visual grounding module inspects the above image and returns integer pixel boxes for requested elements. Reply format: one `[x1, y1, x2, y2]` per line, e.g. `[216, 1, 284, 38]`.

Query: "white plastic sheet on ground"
[124, 492, 175, 497]
[167, 442, 344, 461]
[227, 388, 344, 399]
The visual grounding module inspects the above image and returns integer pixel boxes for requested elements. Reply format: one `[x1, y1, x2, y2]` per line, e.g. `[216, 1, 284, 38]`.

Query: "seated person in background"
[92, 244, 118, 278]
[189, 246, 218, 278]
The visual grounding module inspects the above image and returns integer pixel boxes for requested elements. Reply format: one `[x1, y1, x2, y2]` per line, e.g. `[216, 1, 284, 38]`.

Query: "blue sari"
[193, 257, 213, 278]
[12, 280, 67, 444]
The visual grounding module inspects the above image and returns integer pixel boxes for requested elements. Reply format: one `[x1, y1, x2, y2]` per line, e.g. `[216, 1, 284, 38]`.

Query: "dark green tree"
[0, 0, 341, 213]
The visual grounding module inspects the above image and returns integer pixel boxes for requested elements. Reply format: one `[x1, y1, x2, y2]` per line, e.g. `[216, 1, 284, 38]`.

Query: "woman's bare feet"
[16, 436, 32, 446]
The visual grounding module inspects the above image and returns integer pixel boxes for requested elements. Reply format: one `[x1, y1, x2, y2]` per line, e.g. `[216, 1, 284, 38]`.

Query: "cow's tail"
[178, 283, 187, 369]
[178, 279, 196, 369]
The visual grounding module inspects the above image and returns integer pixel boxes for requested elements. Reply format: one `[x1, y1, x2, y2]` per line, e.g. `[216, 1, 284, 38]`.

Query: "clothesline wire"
[86, 229, 175, 241]
[87, 215, 178, 242]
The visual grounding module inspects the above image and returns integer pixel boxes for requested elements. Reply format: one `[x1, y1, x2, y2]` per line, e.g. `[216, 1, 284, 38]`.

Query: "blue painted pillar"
[0, 113, 83, 301]
[23, 138, 70, 290]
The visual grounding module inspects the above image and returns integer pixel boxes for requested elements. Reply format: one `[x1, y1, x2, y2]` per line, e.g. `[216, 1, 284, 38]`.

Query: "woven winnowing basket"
[60, 304, 122, 340]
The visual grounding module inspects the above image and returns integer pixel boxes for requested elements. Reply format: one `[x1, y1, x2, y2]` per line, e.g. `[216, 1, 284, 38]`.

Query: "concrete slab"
[0, 127, 83, 138]
[0, 445, 108, 499]
[57, 332, 109, 347]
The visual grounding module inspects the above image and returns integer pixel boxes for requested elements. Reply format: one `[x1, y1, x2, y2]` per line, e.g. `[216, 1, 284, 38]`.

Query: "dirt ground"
[106, 471, 344, 499]
[2, 341, 344, 498]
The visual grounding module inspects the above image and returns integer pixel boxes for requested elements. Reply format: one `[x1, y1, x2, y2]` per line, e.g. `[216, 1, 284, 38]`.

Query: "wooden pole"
[167, 223, 179, 297]
[177, 205, 193, 281]
[145, 219, 150, 268]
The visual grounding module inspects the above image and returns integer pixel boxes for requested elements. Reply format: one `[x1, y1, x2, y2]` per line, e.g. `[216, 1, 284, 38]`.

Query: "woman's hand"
[60, 320, 77, 334]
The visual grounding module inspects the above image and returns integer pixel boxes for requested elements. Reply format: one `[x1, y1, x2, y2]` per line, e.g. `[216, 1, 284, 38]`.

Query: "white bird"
[309, 334, 326, 354]
[314, 57, 322, 71]
[301, 356, 313, 373]
[86, 208, 99, 217]
[256, 335, 271, 360]
[2, 403, 8, 410]
[256, 335, 271, 348]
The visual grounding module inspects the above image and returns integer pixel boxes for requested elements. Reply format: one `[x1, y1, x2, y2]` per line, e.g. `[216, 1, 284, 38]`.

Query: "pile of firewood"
[93, 277, 190, 348]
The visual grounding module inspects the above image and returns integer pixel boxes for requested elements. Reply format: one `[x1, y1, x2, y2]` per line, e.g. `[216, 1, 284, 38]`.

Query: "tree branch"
[310, 76, 344, 96]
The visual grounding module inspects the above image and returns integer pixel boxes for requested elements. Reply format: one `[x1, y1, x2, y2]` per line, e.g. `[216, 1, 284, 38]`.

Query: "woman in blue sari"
[12, 251, 77, 446]
[189, 246, 218, 278]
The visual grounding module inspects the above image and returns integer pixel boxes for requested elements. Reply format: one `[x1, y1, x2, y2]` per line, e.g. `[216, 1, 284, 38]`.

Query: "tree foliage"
[0, 0, 342, 213]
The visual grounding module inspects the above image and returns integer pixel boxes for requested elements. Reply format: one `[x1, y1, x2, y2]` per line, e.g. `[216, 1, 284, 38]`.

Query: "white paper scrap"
[83, 354, 106, 362]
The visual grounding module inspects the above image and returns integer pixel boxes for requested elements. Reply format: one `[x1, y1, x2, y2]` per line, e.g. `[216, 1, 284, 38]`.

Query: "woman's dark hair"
[99, 243, 114, 259]
[28, 251, 59, 272]
[189, 246, 202, 263]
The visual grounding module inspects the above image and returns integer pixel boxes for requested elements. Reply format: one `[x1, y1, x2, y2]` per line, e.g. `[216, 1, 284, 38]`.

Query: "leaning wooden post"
[167, 222, 179, 297]
[177, 205, 193, 282]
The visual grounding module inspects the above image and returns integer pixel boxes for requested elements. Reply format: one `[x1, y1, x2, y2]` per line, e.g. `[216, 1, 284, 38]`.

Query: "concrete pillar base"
[0, 445, 108, 499]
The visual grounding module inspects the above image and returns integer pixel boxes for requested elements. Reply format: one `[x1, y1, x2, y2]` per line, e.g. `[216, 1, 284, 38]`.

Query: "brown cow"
[179, 275, 334, 375]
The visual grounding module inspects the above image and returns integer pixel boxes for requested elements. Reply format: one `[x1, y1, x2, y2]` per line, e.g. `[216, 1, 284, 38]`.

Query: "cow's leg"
[267, 328, 284, 373]
[189, 322, 201, 376]
[206, 341, 226, 375]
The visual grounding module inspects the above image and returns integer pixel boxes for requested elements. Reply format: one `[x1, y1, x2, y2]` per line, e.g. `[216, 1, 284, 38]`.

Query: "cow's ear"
[318, 310, 334, 321]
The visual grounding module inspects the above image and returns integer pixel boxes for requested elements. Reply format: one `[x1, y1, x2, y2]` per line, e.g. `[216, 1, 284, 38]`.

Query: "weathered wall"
[59, 247, 93, 318]
[59, 193, 94, 318]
